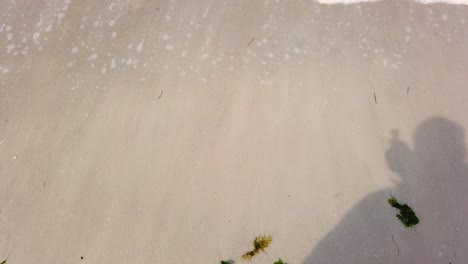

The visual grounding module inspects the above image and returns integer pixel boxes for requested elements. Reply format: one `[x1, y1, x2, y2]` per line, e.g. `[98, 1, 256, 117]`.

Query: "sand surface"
[1, 0, 468, 263]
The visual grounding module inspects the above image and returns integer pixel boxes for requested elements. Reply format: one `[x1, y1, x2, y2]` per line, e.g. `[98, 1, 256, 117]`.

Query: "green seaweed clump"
[388, 197, 419, 227]
[242, 234, 273, 260]
[1, 260, 6, 264]
[274, 258, 287, 264]
[220, 260, 234, 264]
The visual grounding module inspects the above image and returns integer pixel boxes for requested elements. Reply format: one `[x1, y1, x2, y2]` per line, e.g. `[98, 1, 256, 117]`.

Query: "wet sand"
[1, 0, 468, 263]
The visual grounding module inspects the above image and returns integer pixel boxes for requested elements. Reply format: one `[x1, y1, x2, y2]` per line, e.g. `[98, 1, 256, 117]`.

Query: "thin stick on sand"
[247, 37, 256, 47]
[392, 235, 400, 256]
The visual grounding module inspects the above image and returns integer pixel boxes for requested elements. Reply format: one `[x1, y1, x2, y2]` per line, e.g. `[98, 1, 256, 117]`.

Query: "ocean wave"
[315, 0, 468, 5]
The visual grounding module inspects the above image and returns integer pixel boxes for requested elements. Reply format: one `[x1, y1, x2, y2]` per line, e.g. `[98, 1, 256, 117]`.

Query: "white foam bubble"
[7, 44, 15, 53]
[137, 40, 144, 53]
[32, 32, 40, 43]
[87, 53, 97, 61]
[36, 17, 44, 27]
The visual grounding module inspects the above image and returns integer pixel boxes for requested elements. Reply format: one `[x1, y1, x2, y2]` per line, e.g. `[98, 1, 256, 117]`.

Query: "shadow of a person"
[302, 117, 468, 263]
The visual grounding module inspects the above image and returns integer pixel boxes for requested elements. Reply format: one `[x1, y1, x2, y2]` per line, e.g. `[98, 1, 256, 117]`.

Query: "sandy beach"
[1, 0, 468, 263]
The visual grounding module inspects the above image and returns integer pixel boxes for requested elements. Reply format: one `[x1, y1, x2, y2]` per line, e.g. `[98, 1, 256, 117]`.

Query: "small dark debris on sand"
[391, 235, 400, 255]
[274, 258, 287, 264]
[157, 91, 163, 99]
[242, 235, 272, 260]
[388, 197, 419, 227]
[248, 37, 256, 47]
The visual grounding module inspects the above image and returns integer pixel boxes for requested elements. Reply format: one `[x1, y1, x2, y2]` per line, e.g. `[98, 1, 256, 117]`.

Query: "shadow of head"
[387, 117, 466, 185]
[414, 117, 466, 161]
